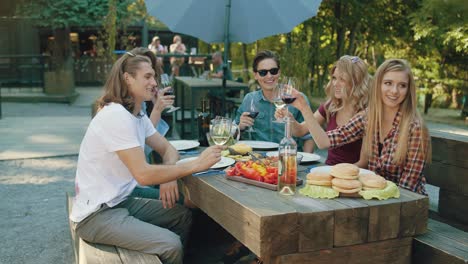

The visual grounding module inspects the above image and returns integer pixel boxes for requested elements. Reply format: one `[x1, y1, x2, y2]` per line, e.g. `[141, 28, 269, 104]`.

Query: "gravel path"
[0, 156, 76, 264]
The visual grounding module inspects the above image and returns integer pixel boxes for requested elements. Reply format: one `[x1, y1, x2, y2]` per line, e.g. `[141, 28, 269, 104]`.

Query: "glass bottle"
[198, 98, 210, 146]
[278, 117, 297, 195]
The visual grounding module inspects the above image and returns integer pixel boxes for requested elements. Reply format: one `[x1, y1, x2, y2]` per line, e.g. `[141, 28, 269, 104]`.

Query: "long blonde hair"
[364, 59, 431, 164]
[324, 55, 370, 119]
[96, 53, 151, 114]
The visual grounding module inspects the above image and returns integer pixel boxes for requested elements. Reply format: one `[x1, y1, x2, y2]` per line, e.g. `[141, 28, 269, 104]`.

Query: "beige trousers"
[74, 197, 192, 264]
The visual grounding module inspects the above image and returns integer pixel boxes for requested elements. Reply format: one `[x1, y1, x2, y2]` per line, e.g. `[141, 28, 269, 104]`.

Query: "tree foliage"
[15, 0, 467, 110]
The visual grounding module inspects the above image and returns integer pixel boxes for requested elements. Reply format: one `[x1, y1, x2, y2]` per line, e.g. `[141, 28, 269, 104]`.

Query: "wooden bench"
[413, 218, 468, 264]
[66, 193, 162, 264]
[425, 131, 468, 225]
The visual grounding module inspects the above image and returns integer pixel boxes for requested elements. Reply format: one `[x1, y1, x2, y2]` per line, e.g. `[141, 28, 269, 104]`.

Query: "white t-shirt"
[70, 103, 156, 222]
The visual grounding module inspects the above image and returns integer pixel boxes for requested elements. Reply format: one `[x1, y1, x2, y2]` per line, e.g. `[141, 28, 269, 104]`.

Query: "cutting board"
[226, 175, 303, 191]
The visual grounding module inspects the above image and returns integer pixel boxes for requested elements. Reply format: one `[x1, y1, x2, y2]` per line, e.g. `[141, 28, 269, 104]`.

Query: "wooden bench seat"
[66, 193, 162, 264]
[425, 131, 468, 225]
[413, 218, 468, 264]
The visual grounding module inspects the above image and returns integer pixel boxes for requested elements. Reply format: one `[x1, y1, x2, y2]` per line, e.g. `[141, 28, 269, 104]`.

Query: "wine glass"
[160, 73, 180, 113]
[280, 77, 297, 120]
[246, 97, 258, 133]
[210, 117, 232, 146]
[272, 83, 286, 123]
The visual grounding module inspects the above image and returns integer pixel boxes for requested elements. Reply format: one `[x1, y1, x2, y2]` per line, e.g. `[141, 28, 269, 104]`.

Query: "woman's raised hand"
[274, 107, 294, 121]
[154, 87, 175, 112]
[289, 88, 308, 112]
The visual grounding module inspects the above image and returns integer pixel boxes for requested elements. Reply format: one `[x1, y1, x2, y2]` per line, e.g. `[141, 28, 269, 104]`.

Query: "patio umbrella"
[145, 0, 322, 114]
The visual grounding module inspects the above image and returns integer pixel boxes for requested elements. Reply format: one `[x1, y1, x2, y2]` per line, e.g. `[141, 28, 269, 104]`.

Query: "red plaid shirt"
[327, 110, 428, 195]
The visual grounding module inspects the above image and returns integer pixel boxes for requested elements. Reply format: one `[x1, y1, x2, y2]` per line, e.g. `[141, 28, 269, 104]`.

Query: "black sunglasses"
[257, 67, 279, 77]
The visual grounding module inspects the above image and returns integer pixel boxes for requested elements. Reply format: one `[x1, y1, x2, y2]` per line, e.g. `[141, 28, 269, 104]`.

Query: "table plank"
[279, 195, 337, 252]
[398, 188, 429, 237]
[272, 237, 412, 264]
[359, 197, 402, 242]
[332, 197, 370, 247]
[183, 174, 299, 258]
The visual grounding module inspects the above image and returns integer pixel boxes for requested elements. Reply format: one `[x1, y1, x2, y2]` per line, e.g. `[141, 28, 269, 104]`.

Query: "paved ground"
[0, 87, 466, 263]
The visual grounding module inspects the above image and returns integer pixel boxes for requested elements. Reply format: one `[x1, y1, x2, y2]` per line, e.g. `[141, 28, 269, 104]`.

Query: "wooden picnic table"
[181, 155, 429, 263]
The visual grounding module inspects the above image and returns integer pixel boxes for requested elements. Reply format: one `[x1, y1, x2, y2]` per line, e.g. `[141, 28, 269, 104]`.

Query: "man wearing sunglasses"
[235, 50, 312, 147]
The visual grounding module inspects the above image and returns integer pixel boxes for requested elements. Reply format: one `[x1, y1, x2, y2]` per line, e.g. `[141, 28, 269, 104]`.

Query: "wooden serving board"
[225, 175, 303, 191]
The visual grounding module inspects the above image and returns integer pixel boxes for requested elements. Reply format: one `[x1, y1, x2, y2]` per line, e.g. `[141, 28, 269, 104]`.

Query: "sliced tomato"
[235, 161, 244, 172]
[225, 167, 238, 176]
[266, 166, 278, 174]
[240, 167, 262, 182]
[264, 172, 278, 184]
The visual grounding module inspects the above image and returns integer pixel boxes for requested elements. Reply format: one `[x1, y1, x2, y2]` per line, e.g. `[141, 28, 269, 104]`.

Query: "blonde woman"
[287, 59, 431, 194]
[286, 55, 370, 164]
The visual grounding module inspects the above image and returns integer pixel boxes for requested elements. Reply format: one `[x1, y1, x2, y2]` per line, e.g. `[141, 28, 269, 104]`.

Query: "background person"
[169, 35, 186, 77]
[70, 52, 224, 264]
[209, 51, 232, 80]
[147, 36, 166, 77]
[148, 36, 167, 55]
[286, 58, 431, 195]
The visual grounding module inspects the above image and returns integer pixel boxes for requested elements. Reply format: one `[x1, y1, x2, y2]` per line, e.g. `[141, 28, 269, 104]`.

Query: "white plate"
[265, 151, 321, 163]
[169, 140, 200, 151]
[239, 140, 279, 150]
[176, 156, 235, 169]
[299, 152, 321, 163]
[309, 165, 374, 175]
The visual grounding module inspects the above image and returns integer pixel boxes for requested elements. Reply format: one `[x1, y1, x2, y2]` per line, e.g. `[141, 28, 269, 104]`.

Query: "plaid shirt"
[327, 110, 428, 195]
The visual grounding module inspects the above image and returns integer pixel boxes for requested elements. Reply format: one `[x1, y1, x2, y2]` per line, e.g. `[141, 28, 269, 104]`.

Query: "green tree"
[410, 0, 467, 110]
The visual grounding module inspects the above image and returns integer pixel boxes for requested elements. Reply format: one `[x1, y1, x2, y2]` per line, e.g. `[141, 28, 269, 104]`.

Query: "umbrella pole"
[222, 0, 231, 117]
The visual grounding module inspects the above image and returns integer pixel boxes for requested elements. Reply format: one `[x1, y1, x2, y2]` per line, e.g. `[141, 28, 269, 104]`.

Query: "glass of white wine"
[210, 117, 232, 146]
[272, 83, 286, 123]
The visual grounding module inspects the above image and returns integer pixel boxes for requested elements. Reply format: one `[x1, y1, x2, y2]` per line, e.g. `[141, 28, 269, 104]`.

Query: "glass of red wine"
[280, 77, 297, 120]
[246, 96, 258, 134]
[161, 73, 180, 113]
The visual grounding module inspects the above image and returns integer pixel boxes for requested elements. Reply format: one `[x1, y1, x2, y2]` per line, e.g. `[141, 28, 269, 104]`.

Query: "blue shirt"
[235, 90, 310, 145]
[141, 102, 170, 158]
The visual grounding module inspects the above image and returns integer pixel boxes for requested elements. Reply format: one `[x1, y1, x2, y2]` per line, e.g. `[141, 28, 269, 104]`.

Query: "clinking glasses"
[257, 67, 279, 77]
